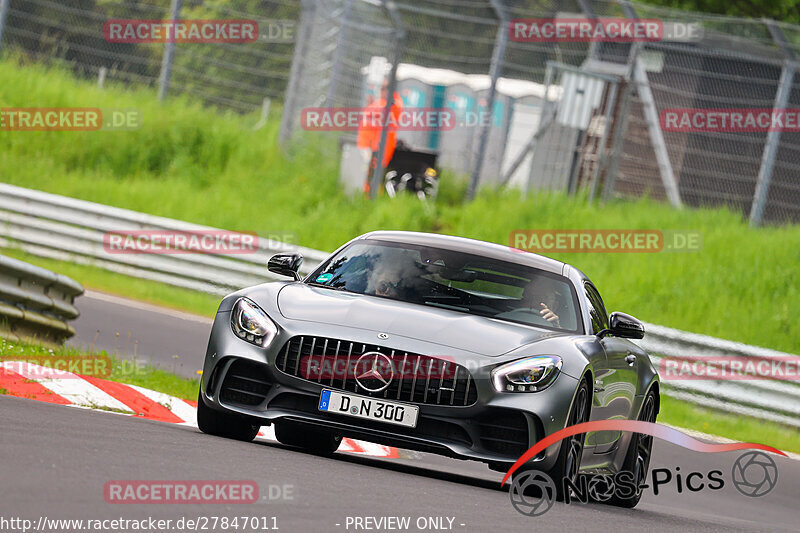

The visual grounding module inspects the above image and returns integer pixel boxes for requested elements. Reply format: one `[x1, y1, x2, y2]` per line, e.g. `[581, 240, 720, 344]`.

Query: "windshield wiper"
[305, 281, 348, 291]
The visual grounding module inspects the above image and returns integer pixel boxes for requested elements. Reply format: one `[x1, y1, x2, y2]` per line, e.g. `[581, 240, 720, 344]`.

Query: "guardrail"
[0, 183, 797, 427]
[0, 254, 84, 342]
[0, 183, 329, 296]
[638, 324, 800, 428]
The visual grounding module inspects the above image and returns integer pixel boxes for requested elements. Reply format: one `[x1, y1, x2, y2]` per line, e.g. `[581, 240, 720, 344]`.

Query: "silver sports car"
[198, 231, 659, 507]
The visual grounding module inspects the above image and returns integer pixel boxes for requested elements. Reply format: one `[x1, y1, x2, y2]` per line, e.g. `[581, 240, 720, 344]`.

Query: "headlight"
[491, 356, 562, 392]
[231, 297, 278, 347]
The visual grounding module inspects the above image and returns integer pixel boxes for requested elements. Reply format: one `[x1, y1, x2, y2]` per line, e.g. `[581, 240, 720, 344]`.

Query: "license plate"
[318, 389, 419, 428]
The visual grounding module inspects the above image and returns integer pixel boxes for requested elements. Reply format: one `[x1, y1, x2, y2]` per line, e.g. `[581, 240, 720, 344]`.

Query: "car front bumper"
[200, 310, 581, 471]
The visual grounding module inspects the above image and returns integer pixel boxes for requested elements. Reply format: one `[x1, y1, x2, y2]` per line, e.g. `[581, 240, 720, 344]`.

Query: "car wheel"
[606, 389, 658, 508]
[274, 420, 342, 455]
[196, 391, 260, 442]
[548, 378, 591, 501]
[512, 378, 590, 503]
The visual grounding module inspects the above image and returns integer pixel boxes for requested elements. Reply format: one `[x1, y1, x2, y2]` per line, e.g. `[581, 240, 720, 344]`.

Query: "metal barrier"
[640, 323, 800, 428]
[0, 183, 796, 427]
[0, 183, 328, 296]
[0, 254, 83, 342]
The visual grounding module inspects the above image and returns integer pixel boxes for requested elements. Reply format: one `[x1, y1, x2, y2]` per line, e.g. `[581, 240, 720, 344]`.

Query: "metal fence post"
[750, 21, 796, 227]
[158, 0, 183, 101]
[326, 0, 355, 107]
[602, 41, 640, 202]
[279, 0, 317, 145]
[0, 0, 10, 55]
[369, 2, 405, 199]
[620, 1, 682, 208]
[467, 0, 509, 201]
[749, 63, 794, 226]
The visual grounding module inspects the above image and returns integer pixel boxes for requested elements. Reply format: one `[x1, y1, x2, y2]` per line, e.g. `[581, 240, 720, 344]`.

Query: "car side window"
[584, 282, 609, 335]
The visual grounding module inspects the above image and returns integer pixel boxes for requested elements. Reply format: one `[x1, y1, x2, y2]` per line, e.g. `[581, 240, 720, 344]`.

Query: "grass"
[658, 395, 799, 453]
[0, 336, 198, 401]
[1, 58, 799, 354]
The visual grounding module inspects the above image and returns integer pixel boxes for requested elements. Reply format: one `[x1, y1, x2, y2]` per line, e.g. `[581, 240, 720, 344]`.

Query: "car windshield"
[307, 240, 581, 332]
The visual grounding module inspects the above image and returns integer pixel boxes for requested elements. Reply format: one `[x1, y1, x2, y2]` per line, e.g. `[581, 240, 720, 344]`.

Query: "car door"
[579, 280, 613, 461]
[586, 282, 640, 454]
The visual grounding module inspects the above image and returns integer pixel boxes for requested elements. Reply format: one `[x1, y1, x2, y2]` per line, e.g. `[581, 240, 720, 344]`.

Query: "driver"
[520, 276, 565, 328]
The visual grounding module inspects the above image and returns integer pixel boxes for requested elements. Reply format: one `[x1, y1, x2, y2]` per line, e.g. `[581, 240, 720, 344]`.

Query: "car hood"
[276, 284, 563, 356]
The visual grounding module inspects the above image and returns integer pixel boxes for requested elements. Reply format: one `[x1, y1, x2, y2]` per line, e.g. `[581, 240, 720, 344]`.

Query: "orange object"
[357, 91, 403, 167]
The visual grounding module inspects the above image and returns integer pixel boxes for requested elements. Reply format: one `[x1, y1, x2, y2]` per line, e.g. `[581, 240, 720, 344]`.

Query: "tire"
[274, 420, 342, 456]
[605, 389, 658, 508]
[512, 379, 591, 502]
[196, 391, 260, 442]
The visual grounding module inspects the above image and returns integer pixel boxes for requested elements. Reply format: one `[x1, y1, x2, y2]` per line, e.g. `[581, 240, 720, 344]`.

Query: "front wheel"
[546, 379, 591, 501]
[196, 391, 260, 442]
[512, 379, 590, 502]
[605, 389, 658, 508]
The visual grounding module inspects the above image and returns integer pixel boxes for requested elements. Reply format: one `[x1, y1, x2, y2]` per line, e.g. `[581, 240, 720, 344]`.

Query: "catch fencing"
[0, 254, 83, 342]
[0, 184, 797, 428]
[1, 1, 800, 220]
[0, 0, 298, 112]
[278, 0, 800, 225]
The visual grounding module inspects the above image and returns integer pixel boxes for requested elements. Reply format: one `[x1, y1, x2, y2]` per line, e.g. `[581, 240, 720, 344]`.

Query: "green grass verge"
[1, 58, 799, 354]
[658, 395, 799, 453]
[0, 336, 198, 401]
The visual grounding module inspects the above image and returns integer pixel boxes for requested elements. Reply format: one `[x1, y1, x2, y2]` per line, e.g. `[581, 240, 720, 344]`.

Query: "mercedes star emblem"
[354, 352, 394, 393]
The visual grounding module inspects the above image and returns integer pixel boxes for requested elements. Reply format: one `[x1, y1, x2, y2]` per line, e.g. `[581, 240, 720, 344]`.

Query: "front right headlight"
[491, 355, 562, 393]
[230, 297, 278, 347]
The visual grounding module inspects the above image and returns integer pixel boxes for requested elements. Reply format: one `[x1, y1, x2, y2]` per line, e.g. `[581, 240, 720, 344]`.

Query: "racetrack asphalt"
[68, 291, 212, 378]
[13, 289, 793, 532]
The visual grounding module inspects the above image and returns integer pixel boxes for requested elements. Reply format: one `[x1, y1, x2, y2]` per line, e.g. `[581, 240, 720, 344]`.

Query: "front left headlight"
[491, 355, 562, 393]
[231, 297, 278, 347]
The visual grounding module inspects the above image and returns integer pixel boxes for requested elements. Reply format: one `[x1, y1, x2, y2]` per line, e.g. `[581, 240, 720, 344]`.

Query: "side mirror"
[268, 253, 303, 281]
[598, 312, 645, 339]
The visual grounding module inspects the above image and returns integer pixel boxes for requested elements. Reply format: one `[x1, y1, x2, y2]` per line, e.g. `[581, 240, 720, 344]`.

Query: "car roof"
[358, 230, 567, 275]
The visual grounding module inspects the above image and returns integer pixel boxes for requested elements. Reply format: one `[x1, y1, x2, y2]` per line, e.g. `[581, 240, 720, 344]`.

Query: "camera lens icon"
[731, 451, 778, 498]
[509, 470, 557, 516]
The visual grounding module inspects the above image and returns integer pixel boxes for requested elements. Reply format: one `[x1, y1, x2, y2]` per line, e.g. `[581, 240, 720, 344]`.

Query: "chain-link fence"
[0, 0, 298, 112]
[1, 0, 799, 224]
[278, 0, 800, 225]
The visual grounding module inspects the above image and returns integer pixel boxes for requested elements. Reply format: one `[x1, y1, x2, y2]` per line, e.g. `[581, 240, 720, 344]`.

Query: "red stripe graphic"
[501, 420, 787, 486]
[0, 367, 70, 404]
[82, 376, 183, 423]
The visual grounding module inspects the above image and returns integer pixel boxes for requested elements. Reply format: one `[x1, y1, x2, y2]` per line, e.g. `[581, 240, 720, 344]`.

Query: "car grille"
[276, 335, 478, 406]
[219, 359, 272, 407]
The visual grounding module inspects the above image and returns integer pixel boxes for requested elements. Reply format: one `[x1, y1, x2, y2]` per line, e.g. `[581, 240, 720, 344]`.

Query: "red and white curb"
[0, 361, 399, 458]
